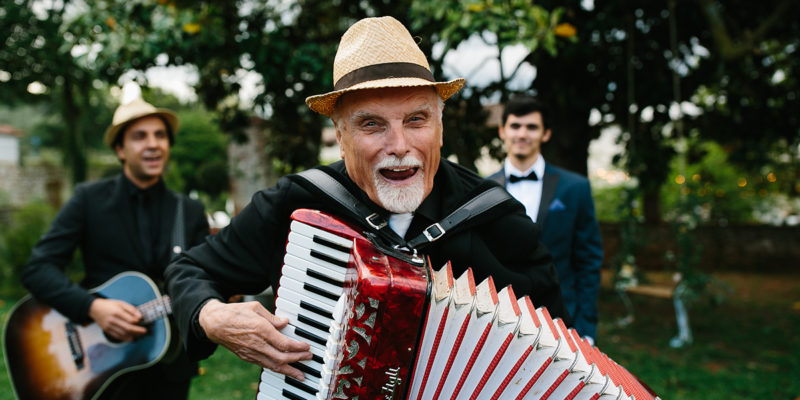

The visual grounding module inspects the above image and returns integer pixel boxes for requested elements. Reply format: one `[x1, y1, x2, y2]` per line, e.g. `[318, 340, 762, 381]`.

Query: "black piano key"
[303, 282, 340, 302]
[294, 326, 327, 346]
[281, 389, 309, 400]
[285, 376, 319, 396]
[298, 314, 330, 332]
[312, 235, 351, 254]
[306, 268, 344, 287]
[312, 354, 323, 364]
[309, 249, 348, 269]
[291, 361, 321, 378]
[300, 301, 334, 320]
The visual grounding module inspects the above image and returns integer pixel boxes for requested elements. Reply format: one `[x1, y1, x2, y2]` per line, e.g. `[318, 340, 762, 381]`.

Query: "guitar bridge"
[65, 322, 85, 369]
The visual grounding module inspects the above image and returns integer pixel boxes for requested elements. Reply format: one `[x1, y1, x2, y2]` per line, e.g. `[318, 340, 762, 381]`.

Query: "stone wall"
[0, 162, 67, 209]
[600, 222, 800, 272]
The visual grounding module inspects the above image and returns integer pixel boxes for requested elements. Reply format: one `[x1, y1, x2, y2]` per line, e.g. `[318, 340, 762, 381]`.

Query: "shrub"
[0, 201, 56, 296]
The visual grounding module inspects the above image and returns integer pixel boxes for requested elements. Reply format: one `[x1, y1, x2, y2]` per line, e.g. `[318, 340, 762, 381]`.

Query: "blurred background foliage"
[1, 1, 799, 397]
[0, 0, 797, 296]
[1, 0, 796, 216]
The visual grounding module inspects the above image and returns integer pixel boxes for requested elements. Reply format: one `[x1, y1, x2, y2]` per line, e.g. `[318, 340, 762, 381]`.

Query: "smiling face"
[498, 111, 551, 171]
[333, 86, 443, 213]
[115, 115, 171, 189]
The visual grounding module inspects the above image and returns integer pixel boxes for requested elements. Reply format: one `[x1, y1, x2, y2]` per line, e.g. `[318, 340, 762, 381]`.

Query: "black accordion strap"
[294, 169, 406, 245]
[405, 185, 513, 249]
[294, 168, 513, 251]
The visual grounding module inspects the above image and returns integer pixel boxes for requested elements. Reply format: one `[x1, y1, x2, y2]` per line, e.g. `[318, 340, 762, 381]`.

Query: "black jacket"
[165, 160, 568, 360]
[22, 174, 208, 323]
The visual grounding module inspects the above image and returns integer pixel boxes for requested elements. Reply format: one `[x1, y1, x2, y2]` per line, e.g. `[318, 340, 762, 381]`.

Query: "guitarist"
[21, 97, 209, 400]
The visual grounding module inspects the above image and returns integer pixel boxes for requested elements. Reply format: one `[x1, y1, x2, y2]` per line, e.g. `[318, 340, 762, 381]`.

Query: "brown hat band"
[333, 62, 434, 91]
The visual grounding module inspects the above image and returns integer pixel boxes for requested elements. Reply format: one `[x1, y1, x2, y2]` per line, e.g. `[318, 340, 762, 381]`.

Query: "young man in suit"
[488, 95, 603, 343]
[22, 98, 209, 399]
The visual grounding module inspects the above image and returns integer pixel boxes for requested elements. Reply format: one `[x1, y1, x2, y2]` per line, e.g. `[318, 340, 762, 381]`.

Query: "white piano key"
[255, 389, 280, 400]
[277, 277, 338, 310]
[260, 373, 318, 400]
[276, 297, 334, 330]
[286, 243, 349, 272]
[289, 220, 354, 250]
[287, 231, 351, 261]
[261, 367, 319, 389]
[283, 254, 346, 285]
[275, 309, 331, 346]
[279, 324, 328, 354]
[281, 263, 344, 299]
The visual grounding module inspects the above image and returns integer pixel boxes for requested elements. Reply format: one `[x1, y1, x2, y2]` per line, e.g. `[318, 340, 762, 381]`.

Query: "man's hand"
[198, 299, 312, 381]
[88, 297, 147, 342]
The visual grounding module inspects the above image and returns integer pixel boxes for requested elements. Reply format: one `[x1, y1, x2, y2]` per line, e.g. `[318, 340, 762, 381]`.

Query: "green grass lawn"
[597, 271, 800, 399]
[2, 271, 798, 399]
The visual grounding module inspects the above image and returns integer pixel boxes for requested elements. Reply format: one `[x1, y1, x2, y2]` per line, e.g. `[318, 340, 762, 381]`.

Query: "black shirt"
[23, 173, 208, 323]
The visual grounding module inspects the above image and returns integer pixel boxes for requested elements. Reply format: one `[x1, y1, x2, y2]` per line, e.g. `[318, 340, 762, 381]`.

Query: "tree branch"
[695, 0, 794, 60]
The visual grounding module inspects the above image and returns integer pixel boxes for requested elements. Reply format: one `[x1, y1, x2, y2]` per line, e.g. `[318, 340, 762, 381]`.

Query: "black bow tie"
[508, 171, 539, 183]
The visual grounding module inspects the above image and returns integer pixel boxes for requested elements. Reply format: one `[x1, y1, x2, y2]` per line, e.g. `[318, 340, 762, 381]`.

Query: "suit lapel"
[490, 166, 507, 187]
[537, 166, 559, 225]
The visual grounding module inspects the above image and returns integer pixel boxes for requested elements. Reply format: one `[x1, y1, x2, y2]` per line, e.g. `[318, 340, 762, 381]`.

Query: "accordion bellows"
[256, 209, 660, 400]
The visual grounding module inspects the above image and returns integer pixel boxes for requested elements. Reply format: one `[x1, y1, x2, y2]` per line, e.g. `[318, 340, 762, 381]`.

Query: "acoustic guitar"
[3, 271, 172, 400]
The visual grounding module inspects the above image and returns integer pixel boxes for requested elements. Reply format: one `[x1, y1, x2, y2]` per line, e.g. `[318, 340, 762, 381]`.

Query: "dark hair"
[501, 95, 549, 130]
[112, 114, 175, 149]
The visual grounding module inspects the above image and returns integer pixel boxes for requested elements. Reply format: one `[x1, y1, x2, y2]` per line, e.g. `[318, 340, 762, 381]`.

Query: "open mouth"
[379, 167, 419, 182]
[143, 155, 162, 165]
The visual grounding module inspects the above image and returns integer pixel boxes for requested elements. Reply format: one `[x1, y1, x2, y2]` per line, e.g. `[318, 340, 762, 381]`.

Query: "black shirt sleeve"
[22, 183, 96, 323]
[165, 177, 297, 359]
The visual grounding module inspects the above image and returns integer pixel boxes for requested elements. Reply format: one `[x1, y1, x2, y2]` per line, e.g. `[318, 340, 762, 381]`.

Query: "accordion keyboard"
[257, 219, 354, 400]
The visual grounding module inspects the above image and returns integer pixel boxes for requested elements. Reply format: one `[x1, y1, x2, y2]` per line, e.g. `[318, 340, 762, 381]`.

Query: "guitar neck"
[137, 295, 172, 325]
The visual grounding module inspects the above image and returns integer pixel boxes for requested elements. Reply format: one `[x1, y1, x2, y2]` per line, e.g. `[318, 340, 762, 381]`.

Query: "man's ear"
[497, 124, 506, 140]
[542, 128, 552, 143]
[332, 120, 345, 159]
[114, 143, 125, 161]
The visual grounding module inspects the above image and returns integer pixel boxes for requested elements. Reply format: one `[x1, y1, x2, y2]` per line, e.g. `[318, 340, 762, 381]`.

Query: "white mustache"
[374, 156, 422, 171]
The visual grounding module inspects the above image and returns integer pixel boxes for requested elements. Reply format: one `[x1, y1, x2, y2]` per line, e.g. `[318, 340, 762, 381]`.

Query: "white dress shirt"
[388, 212, 414, 238]
[504, 156, 546, 222]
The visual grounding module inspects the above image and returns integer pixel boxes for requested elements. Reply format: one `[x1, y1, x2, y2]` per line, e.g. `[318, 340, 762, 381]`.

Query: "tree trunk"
[62, 76, 86, 185]
[642, 187, 662, 225]
[542, 111, 592, 176]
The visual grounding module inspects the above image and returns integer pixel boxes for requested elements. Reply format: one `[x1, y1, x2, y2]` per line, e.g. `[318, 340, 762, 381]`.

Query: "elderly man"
[165, 16, 568, 385]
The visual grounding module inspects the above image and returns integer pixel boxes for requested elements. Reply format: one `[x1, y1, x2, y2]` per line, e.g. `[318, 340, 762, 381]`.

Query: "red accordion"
[256, 209, 660, 400]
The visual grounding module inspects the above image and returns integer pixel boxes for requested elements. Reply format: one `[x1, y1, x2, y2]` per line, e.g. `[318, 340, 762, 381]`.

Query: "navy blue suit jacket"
[489, 163, 603, 338]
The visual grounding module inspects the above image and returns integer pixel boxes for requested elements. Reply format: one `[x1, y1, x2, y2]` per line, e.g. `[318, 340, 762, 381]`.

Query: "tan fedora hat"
[103, 98, 179, 147]
[305, 16, 465, 116]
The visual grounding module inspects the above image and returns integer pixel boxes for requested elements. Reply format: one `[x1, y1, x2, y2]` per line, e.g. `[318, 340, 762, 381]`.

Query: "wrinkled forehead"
[334, 86, 440, 120]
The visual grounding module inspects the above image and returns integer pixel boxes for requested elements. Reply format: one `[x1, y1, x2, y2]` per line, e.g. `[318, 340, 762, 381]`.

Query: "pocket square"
[549, 198, 566, 211]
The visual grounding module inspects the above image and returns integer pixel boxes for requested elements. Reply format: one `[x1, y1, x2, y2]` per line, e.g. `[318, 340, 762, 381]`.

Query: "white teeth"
[385, 166, 418, 171]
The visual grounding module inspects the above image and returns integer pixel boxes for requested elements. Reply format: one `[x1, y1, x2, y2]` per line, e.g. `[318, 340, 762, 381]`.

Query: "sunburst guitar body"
[3, 272, 172, 400]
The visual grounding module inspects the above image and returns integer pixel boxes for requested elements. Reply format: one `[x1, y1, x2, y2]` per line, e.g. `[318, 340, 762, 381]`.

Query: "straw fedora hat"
[305, 16, 465, 116]
[103, 98, 179, 147]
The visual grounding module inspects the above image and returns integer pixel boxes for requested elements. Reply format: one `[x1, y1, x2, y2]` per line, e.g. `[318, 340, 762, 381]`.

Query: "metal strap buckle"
[366, 213, 388, 230]
[423, 223, 445, 242]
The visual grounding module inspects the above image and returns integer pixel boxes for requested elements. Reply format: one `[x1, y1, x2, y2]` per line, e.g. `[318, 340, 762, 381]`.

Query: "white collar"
[504, 156, 545, 180]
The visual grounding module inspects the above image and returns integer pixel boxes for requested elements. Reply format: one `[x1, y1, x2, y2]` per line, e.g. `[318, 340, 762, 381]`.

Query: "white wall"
[0, 135, 19, 164]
